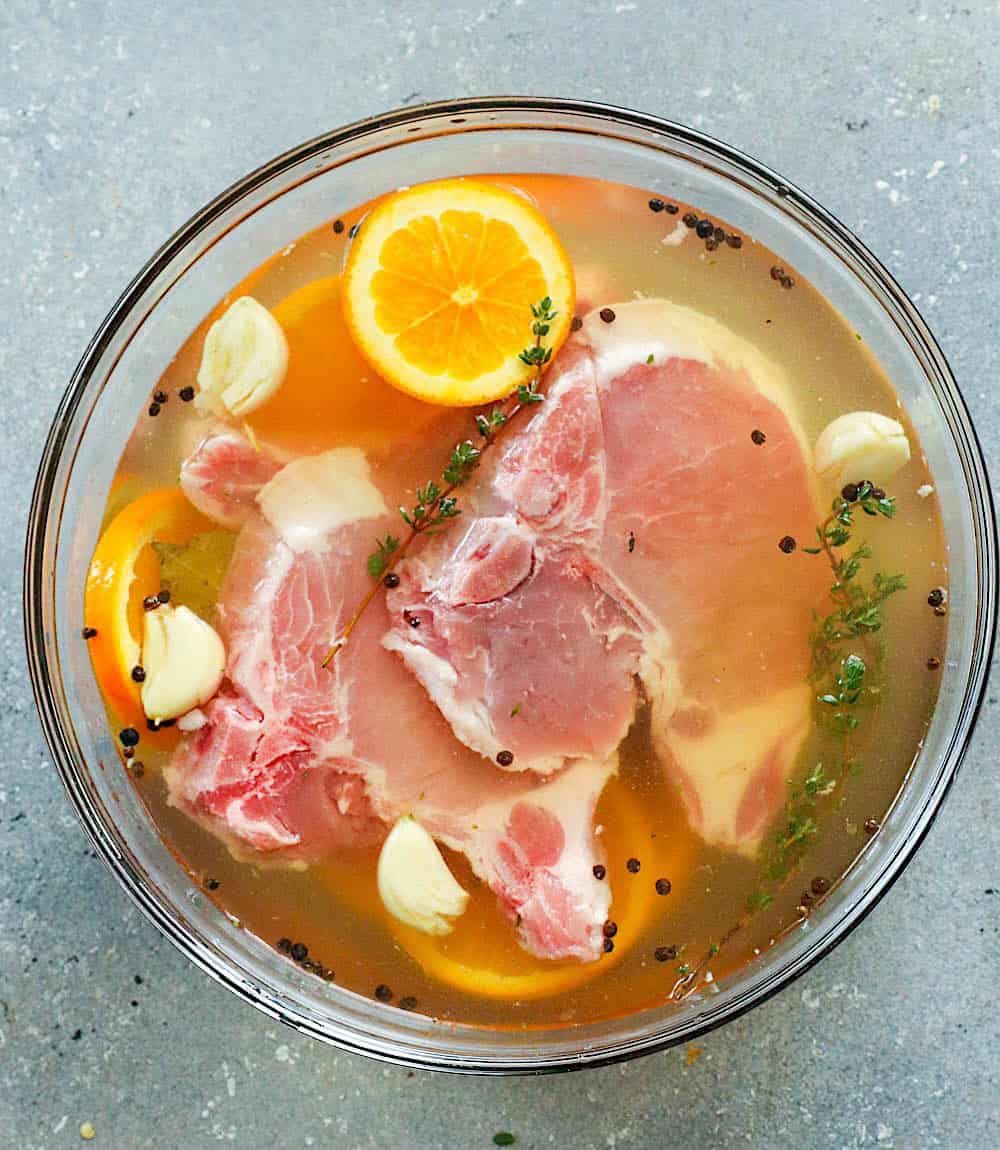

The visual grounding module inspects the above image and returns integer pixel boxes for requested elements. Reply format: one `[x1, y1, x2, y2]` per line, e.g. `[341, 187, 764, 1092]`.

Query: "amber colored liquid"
[99, 175, 945, 1027]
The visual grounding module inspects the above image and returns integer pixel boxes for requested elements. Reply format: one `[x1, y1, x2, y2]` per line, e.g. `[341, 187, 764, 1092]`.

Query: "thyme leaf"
[366, 534, 400, 579]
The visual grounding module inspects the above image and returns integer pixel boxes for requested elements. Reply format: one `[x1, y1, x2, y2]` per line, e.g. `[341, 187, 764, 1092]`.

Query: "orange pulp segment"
[342, 178, 575, 406]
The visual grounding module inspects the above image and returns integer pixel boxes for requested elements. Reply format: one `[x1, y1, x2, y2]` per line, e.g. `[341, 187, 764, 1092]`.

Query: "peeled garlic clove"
[377, 817, 469, 935]
[196, 296, 289, 418]
[813, 411, 911, 489]
[141, 605, 226, 722]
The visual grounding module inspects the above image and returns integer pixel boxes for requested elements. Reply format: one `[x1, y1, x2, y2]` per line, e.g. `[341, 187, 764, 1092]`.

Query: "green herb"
[475, 408, 508, 441]
[367, 534, 399, 579]
[493, 1135, 517, 1147]
[818, 652, 867, 732]
[757, 484, 903, 889]
[510, 702, 523, 718]
[152, 531, 237, 621]
[747, 890, 774, 912]
[646, 353, 655, 364]
[676, 963, 690, 975]
[677, 481, 905, 998]
[323, 298, 558, 665]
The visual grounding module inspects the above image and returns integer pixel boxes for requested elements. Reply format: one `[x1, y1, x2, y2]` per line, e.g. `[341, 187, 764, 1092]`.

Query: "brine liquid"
[99, 174, 946, 1027]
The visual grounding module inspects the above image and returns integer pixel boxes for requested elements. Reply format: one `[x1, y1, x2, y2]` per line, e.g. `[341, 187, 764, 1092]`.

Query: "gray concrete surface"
[2, 1, 997, 1146]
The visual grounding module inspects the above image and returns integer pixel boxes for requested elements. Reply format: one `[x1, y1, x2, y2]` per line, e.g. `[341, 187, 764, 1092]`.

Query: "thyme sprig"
[671, 480, 906, 1001]
[322, 298, 557, 664]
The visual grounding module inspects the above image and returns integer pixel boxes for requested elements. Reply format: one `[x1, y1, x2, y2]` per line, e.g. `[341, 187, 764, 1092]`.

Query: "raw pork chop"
[180, 427, 283, 530]
[385, 300, 828, 853]
[166, 446, 613, 961]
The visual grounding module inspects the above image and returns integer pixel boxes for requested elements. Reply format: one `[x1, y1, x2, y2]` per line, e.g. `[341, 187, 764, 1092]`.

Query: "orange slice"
[85, 488, 210, 735]
[247, 276, 442, 454]
[342, 178, 575, 406]
[389, 777, 693, 1001]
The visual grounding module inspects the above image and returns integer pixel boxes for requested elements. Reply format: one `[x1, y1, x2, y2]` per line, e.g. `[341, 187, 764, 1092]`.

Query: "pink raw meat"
[180, 427, 282, 529]
[165, 449, 613, 960]
[386, 300, 828, 853]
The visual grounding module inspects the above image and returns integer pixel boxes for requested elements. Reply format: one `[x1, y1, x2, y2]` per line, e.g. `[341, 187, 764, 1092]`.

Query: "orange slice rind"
[85, 488, 211, 733]
[388, 777, 692, 1001]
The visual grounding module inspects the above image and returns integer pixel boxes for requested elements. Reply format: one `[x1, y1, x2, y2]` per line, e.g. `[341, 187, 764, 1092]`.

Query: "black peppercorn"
[148, 402, 161, 417]
[864, 817, 880, 835]
[143, 595, 160, 611]
[626, 857, 641, 874]
[570, 315, 583, 332]
[713, 227, 725, 242]
[496, 750, 515, 767]
[811, 876, 830, 895]
[599, 307, 616, 324]
[332, 219, 345, 234]
[665, 203, 679, 214]
[927, 656, 941, 670]
[648, 198, 665, 212]
[841, 482, 860, 502]
[602, 920, 618, 938]
[771, 266, 785, 281]
[726, 233, 742, 249]
[778, 535, 797, 554]
[927, 587, 945, 608]
[157, 589, 171, 604]
[383, 572, 400, 589]
[277, 938, 292, 955]
[81, 626, 98, 640]
[695, 218, 714, 239]
[205, 877, 220, 891]
[153, 390, 168, 404]
[398, 995, 418, 1011]
[751, 429, 766, 446]
[119, 727, 140, 748]
[781, 275, 795, 289]
[131, 665, 146, 683]
[290, 942, 308, 962]
[602, 937, 615, 953]
[654, 945, 677, 963]
[655, 878, 672, 896]
[682, 212, 698, 228]
[374, 983, 393, 1002]
[705, 237, 719, 251]
[179, 385, 195, 402]
[592, 864, 606, 880]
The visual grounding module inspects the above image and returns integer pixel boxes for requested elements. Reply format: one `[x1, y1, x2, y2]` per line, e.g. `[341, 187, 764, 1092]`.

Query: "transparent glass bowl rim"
[24, 97, 997, 1074]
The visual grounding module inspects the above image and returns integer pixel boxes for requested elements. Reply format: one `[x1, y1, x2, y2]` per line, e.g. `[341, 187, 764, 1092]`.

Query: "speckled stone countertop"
[2, 1, 997, 1146]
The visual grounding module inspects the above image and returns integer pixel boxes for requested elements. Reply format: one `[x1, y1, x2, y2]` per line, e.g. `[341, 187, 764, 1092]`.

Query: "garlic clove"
[196, 296, 289, 419]
[813, 411, 911, 489]
[141, 605, 226, 722]
[377, 817, 469, 935]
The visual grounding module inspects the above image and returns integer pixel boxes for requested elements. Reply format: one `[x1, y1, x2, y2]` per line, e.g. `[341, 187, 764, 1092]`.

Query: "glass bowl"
[24, 97, 997, 1074]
